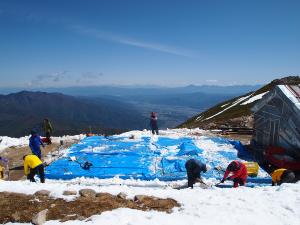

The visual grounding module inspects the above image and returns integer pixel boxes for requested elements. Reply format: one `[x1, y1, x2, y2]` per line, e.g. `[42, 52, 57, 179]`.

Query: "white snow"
[241, 91, 269, 105]
[220, 102, 230, 108]
[1, 129, 300, 225]
[0, 135, 85, 153]
[0, 136, 29, 153]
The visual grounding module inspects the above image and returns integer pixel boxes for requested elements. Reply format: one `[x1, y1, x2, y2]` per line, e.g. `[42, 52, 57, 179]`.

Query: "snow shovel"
[70, 156, 93, 170]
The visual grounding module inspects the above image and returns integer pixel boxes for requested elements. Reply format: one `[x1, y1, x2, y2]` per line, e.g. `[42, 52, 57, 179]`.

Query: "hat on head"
[30, 129, 37, 135]
[228, 161, 241, 171]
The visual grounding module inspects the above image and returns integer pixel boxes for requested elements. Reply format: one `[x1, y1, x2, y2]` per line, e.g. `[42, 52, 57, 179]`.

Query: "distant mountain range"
[0, 84, 262, 96]
[179, 76, 300, 129]
[0, 91, 146, 137]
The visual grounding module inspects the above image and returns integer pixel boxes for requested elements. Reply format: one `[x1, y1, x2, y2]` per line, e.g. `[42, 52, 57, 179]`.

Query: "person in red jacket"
[221, 160, 248, 188]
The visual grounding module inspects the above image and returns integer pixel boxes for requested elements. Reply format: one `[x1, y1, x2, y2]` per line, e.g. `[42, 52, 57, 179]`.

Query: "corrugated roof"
[278, 85, 300, 110]
[285, 85, 300, 100]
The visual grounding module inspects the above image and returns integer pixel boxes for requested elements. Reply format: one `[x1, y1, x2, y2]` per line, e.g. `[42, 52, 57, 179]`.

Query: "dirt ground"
[217, 134, 252, 145]
[0, 141, 75, 181]
[0, 192, 180, 223]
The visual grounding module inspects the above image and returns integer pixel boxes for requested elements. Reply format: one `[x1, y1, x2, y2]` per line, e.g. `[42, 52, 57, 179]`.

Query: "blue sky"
[0, 0, 299, 87]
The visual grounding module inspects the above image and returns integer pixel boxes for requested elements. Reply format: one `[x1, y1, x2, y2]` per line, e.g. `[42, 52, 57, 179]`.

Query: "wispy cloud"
[30, 71, 104, 87]
[76, 72, 104, 83]
[206, 79, 218, 83]
[71, 25, 195, 58]
[1, 6, 195, 58]
[31, 71, 69, 86]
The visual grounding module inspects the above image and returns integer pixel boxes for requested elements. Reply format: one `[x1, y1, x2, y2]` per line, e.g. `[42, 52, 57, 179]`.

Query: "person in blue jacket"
[185, 159, 207, 188]
[29, 129, 44, 159]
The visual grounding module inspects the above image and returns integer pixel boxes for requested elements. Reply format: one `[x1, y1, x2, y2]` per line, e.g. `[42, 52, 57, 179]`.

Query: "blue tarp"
[45, 135, 271, 184]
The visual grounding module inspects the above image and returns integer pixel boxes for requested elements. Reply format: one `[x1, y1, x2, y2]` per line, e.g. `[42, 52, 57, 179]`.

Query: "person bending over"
[221, 160, 247, 188]
[271, 168, 295, 186]
[185, 159, 207, 188]
[23, 154, 45, 183]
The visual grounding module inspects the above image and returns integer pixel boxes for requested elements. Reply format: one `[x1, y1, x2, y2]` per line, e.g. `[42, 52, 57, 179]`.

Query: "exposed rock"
[79, 189, 96, 198]
[95, 192, 103, 197]
[34, 190, 50, 197]
[77, 216, 86, 221]
[0, 191, 180, 223]
[117, 192, 127, 200]
[63, 190, 77, 196]
[11, 212, 20, 221]
[32, 209, 48, 225]
[134, 195, 157, 202]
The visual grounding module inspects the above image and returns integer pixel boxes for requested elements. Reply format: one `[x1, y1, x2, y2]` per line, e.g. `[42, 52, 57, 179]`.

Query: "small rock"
[63, 190, 77, 196]
[117, 192, 127, 199]
[34, 190, 50, 197]
[32, 209, 48, 225]
[79, 189, 96, 198]
[134, 195, 148, 202]
[96, 193, 103, 197]
[50, 204, 56, 208]
[166, 209, 172, 214]
[11, 212, 20, 221]
[77, 216, 86, 221]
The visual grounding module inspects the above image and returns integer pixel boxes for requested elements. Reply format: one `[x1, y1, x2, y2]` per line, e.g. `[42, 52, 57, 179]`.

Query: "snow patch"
[241, 92, 269, 105]
[201, 94, 252, 121]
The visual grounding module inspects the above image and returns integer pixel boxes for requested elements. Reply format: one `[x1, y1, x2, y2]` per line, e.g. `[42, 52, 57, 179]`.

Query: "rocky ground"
[0, 190, 179, 224]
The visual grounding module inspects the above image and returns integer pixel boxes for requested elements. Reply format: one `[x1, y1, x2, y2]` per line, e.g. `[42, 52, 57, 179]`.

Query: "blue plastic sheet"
[45, 135, 271, 184]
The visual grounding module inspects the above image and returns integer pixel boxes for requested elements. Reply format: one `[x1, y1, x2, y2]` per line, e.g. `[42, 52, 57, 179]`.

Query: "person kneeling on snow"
[271, 168, 295, 186]
[185, 159, 207, 188]
[23, 154, 45, 183]
[221, 160, 247, 188]
[29, 129, 45, 159]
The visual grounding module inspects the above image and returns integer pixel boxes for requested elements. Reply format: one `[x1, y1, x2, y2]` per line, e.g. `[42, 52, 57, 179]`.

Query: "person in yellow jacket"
[0, 166, 4, 179]
[271, 168, 295, 186]
[23, 154, 45, 183]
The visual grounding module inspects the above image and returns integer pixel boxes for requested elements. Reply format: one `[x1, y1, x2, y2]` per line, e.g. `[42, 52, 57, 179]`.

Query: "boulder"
[117, 192, 127, 200]
[96, 193, 103, 197]
[134, 195, 158, 202]
[79, 189, 96, 198]
[134, 195, 148, 202]
[34, 190, 50, 197]
[63, 190, 77, 196]
[11, 212, 20, 221]
[32, 209, 48, 225]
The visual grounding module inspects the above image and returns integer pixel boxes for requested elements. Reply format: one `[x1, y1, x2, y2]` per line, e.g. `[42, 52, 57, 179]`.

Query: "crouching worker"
[23, 154, 45, 183]
[271, 169, 295, 186]
[185, 159, 207, 188]
[221, 160, 247, 188]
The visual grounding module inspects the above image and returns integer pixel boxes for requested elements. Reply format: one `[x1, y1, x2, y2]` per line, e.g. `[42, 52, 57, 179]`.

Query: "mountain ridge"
[0, 91, 146, 137]
[178, 76, 300, 129]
